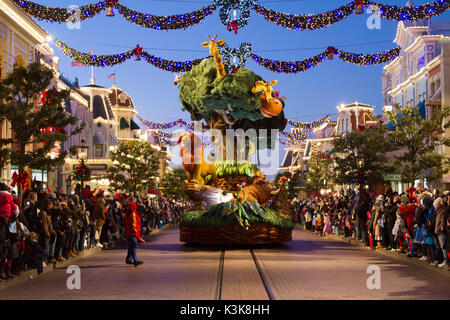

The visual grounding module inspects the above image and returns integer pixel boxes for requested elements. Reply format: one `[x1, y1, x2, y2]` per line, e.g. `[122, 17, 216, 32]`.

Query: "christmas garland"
[250, 47, 400, 74]
[12, 0, 450, 32]
[136, 116, 194, 130]
[137, 116, 329, 146]
[287, 115, 330, 128]
[74, 163, 92, 181]
[115, 2, 216, 30]
[55, 40, 207, 72]
[55, 40, 400, 73]
[13, 0, 107, 22]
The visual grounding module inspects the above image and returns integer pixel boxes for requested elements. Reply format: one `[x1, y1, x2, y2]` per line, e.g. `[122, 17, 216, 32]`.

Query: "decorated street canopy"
[13, 0, 450, 33]
[54, 39, 401, 73]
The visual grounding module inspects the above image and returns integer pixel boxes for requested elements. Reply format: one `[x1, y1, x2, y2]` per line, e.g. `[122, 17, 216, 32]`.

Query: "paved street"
[0, 226, 449, 300]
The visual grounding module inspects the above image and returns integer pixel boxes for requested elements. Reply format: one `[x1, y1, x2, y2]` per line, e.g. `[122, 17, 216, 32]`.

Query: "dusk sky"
[34, 0, 450, 170]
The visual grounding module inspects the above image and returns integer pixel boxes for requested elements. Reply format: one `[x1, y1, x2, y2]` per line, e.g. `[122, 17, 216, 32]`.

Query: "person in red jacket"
[0, 183, 18, 222]
[124, 201, 144, 266]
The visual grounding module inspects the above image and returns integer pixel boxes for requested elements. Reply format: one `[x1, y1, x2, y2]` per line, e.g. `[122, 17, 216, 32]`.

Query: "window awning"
[93, 130, 105, 145]
[120, 118, 130, 130]
[109, 133, 120, 146]
[130, 119, 140, 130]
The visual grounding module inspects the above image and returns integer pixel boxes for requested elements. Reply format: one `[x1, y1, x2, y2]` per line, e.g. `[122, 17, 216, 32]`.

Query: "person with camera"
[23, 192, 40, 234]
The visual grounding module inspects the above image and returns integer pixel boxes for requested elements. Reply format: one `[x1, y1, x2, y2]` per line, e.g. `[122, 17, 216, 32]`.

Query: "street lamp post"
[356, 149, 365, 195]
[77, 139, 89, 202]
[156, 177, 160, 201]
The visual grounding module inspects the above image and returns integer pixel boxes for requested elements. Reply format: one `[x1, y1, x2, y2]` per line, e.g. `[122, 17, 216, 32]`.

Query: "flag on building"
[71, 61, 85, 66]
[108, 73, 116, 79]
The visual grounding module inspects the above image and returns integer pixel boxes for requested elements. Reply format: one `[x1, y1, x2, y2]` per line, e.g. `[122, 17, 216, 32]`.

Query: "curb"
[0, 246, 102, 290]
[297, 226, 450, 278]
[0, 224, 175, 290]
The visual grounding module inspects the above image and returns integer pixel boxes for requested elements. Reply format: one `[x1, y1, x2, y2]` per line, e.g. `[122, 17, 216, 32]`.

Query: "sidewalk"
[0, 224, 174, 290]
[297, 226, 450, 278]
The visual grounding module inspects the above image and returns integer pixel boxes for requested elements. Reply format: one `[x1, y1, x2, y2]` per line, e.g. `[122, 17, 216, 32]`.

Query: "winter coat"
[0, 190, 19, 219]
[399, 204, 415, 229]
[23, 202, 41, 233]
[413, 206, 427, 227]
[124, 202, 141, 239]
[51, 208, 67, 235]
[434, 197, 448, 235]
[68, 205, 80, 233]
[39, 210, 51, 238]
[94, 198, 106, 225]
[357, 198, 370, 223]
[385, 204, 397, 231]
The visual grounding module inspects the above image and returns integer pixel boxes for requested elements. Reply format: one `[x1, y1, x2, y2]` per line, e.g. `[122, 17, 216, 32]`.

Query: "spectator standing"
[93, 194, 106, 247]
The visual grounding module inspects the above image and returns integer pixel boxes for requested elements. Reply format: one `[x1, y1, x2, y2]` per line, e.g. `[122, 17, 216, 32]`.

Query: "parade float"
[177, 35, 293, 245]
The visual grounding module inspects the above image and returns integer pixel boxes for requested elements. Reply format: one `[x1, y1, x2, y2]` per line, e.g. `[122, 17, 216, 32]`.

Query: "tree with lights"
[304, 151, 333, 195]
[160, 168, 188, 200]
[273, 170, 304, 200]
[0, 62, 83, 195]
[332, 125, 394, 187]
[107, 140, 160, 195]
[385, 104, 450, 186]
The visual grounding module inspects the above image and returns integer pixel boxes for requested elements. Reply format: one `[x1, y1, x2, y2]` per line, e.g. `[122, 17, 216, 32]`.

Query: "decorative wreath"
[73, 163, 91, 181]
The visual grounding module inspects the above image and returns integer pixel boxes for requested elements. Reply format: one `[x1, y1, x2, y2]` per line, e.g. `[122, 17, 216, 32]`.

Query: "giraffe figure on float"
[202, 35, 226, 79]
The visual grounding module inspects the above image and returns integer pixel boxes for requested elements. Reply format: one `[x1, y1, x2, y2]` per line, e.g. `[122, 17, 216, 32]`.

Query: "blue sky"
[34, 0, 450, 170]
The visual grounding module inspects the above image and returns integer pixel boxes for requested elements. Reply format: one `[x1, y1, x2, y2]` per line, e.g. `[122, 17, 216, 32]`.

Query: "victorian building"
[381, 17, 450, 189]
[279, 102, 377, 174]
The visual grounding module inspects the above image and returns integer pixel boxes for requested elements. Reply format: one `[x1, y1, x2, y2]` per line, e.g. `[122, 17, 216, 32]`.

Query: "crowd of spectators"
[0, 182, 190, 281]
[293, 184, 450, 268]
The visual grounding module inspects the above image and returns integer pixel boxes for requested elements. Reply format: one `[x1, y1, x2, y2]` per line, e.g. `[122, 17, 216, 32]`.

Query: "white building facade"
[381, 19, 450, 189]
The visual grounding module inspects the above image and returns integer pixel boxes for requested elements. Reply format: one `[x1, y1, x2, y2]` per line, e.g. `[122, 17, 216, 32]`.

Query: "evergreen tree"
[160, 168, 187, 200]
[107, 140, 160, 195]
[385, 104, 450, 185]
[304, 151, 332, 194]
[273, 169, 304, 199]
[332, 125, 394, 187]
[0, 62, 83, 193]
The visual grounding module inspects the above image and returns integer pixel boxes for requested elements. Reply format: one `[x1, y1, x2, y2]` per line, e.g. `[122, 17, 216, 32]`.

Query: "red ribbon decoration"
[41, 90, 48, 105]
[227, 20, 238, 34]
[10, 171, 28, 189]
[231, 66, 240, 73]
[41, 88, 59, 105]
[327, 46, 336, 58]
[134, 45, 143, 59]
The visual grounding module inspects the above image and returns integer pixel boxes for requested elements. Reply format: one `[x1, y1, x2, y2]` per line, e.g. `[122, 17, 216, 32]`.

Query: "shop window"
[94, 144, 104, 158]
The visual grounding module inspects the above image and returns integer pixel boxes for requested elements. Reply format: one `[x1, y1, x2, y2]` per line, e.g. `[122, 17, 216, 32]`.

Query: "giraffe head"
[251, 80, 279, 103]
[201, 35, 225, 58]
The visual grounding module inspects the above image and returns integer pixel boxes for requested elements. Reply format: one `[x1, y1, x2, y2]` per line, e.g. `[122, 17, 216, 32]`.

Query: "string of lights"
[55, 39, 401, 73]
[12, 0, 450, 32]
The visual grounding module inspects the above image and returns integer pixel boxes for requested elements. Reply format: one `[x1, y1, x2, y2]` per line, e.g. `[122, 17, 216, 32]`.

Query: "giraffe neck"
[213, 54, 226, 79]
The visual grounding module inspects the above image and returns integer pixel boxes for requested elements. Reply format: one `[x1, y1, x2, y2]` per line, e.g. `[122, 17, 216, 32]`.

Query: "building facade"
[381, 18, 450, 189]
